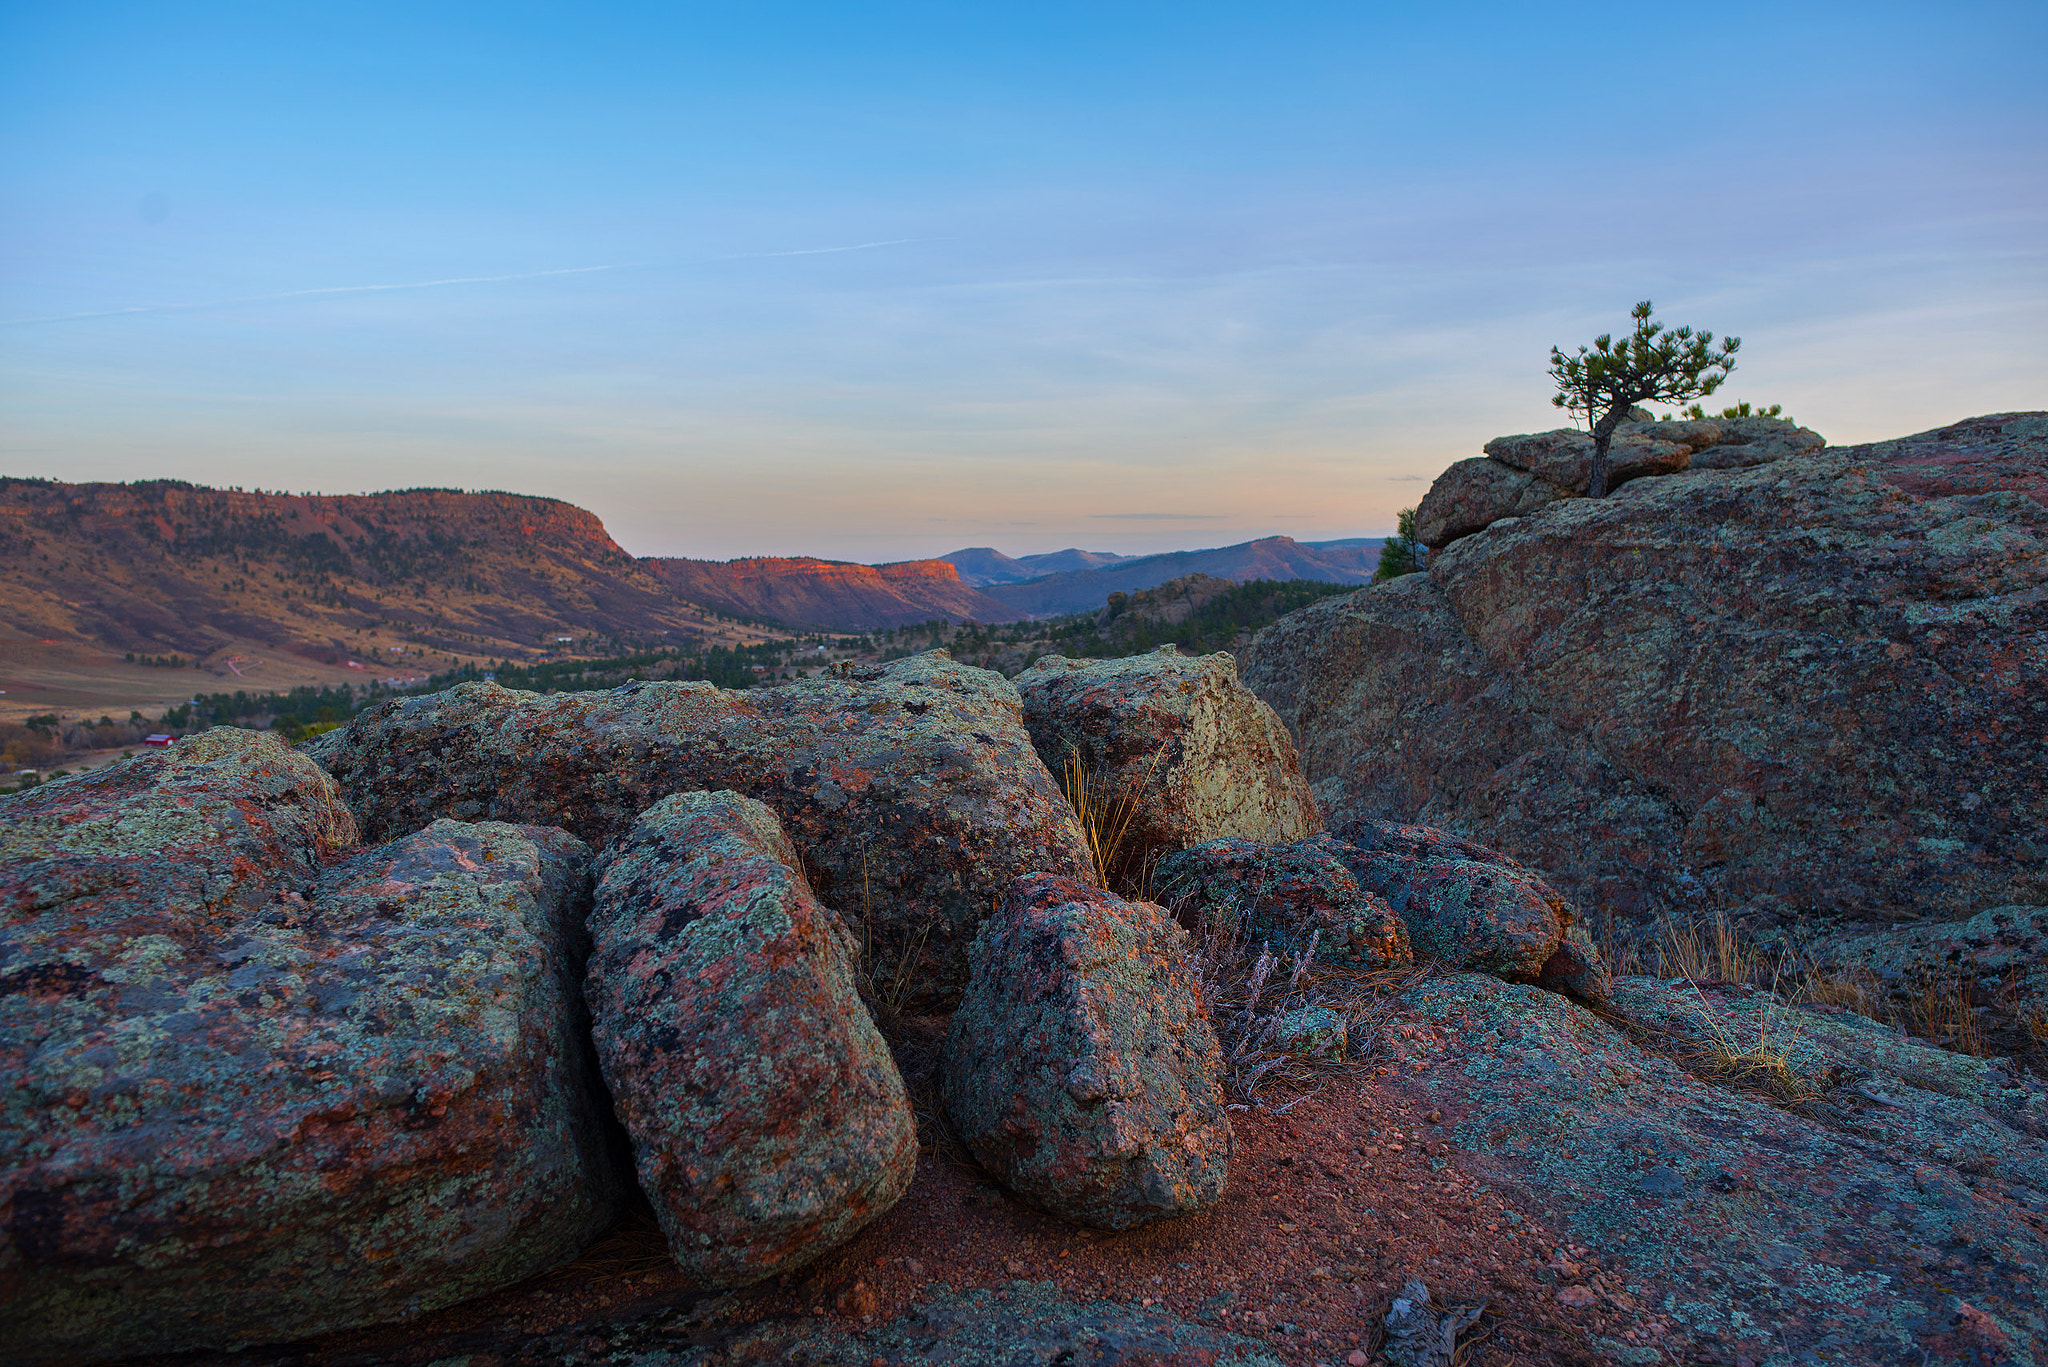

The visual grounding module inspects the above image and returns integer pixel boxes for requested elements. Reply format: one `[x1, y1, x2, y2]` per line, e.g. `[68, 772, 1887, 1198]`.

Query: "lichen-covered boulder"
[585, 791, 916, 1289]
[1154, 836, 1410, 970]
[1014, 648, 1322, 885]
[1333, 819, 1609, 1000]
[1, 732, 618, 1364]
[309, 651, 1095, 1007]
[1412, 456, 1566, 549]
[1384, 973, 2048, 1364]
[943, 874, 1231, 1229]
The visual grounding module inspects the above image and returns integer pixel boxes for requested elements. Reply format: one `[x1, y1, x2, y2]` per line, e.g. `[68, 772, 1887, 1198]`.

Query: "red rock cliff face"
[0, 479, 712, 659]
[0, 480, 1015, 654]
[643, 556, 1013, 629]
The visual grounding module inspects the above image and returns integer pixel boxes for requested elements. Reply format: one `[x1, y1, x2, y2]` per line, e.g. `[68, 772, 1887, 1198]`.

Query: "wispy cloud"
[1089, 512, 1226, 520]
[716, 238, 941, 261]
[0, 264, 634, 327]
[2, 237, 941, 327]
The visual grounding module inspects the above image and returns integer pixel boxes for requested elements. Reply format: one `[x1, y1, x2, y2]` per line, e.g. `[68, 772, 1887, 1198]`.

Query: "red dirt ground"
[144, 1053, 1675, 1367]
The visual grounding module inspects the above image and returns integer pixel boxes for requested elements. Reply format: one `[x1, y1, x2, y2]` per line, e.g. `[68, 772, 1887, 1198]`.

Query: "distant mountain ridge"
[0, 477, 1386, 656]
[975, 535, 1382, 618]
[940, 546, 1137, 587]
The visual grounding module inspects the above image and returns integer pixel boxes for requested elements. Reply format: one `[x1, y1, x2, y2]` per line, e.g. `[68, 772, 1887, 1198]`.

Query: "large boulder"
[1, 732, 619, 1363]
[1014, 648, 1322, 885]
[309, 652, 1095, 1006]
[584, 791, 917, 1289]
[1335, 818, 1610, 1000]
[1388, 973, 2048, 1364]
[1153, 836, 1411, 970]
[1412, 458, 1567, 549]
[1245, 414, 2048, 938]
[943, 874, 1231, 1229]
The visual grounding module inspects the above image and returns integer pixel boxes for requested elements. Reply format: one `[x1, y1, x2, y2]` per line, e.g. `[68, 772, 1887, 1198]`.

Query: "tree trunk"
[1588, 404, 1628, 499]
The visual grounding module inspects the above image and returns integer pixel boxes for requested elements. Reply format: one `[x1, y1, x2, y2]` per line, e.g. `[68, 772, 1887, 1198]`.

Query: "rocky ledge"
[1246, 413, 2047, 964]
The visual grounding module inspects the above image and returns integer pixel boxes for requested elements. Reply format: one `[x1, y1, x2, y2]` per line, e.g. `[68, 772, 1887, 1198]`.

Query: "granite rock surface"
[944, 874, 1231, 1229]
[310, 651, 1095, 1007]
[1387, 972, 2048, 1365]
[1246, 414, 2048, 938]
[1416, 415, 1828, 549]
[585, 791, 916, 1289]
[1153, 836, 1411, 970]
[1015, 648, 1321, 885]
[1, 732, 618, 1363]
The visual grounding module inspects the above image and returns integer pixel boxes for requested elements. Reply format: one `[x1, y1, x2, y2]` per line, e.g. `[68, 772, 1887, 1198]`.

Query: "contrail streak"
[715, 237, 937, 260]
[0, 264, 632, 327]
[1, 237, 941, 327]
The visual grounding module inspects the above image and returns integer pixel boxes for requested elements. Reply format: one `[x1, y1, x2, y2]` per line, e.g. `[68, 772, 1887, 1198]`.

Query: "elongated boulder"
[1333, 818, 1609, 1000]
[309, 652, 1094, 1007]
[943, 873, 1231, 1230]
[1153, 836, 1411, 970]
[1, 732, 618, 1364]
[1014, 648, 1321, 885]
[585, 791, 916, 1288]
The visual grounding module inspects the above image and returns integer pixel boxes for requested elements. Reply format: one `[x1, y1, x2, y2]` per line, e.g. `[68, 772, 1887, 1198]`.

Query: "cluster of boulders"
[1413, 413, 1826, 548]
[0, 646, 1611, 1362]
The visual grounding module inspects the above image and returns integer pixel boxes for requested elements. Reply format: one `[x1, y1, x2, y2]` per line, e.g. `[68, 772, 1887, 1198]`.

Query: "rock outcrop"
[585, 792, 916, 1289]
[1388, 973, 2048, 1364]
[1414, 415, 1826, 548]
[1015, 648, 1322, 884]
[1154, 836, 1411, 970]
[0, 732, 618, 1363]
[1246, 414, 2048, 941]
[943, 874, 1232, 1229]
[310, 652, 1096, 1006]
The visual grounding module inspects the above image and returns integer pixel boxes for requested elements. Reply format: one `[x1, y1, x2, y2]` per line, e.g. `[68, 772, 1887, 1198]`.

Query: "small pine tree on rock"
[1549, 301, 1739, 497]
[1374, 508, 1426, 583]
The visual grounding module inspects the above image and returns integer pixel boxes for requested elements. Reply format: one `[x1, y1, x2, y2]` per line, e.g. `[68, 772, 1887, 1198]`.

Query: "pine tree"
[1549, 301, 1740, 497]
[1373, 508, 1426, 583]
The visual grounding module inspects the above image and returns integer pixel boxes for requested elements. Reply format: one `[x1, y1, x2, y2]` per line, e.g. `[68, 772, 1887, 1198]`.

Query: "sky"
[3, 1, 2043, 561]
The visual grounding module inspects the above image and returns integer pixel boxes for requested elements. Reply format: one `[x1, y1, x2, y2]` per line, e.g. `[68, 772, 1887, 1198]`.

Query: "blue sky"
[3, 1, 2043, 560]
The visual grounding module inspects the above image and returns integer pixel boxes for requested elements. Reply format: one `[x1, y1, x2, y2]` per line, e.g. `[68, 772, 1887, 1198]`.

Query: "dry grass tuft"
[1671, 977, 1822, 1105]
[1610, 910, 2020, 1069]
[1904, 972, 1987, 1058]
[1187, 918, 1428, 1108]
[1060, 743, 1168, 895]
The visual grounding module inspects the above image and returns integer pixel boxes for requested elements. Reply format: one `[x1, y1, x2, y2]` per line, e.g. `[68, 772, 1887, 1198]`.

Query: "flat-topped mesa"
[1415, 415, 1826, 549]
[308, 651, 1096, 1009]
